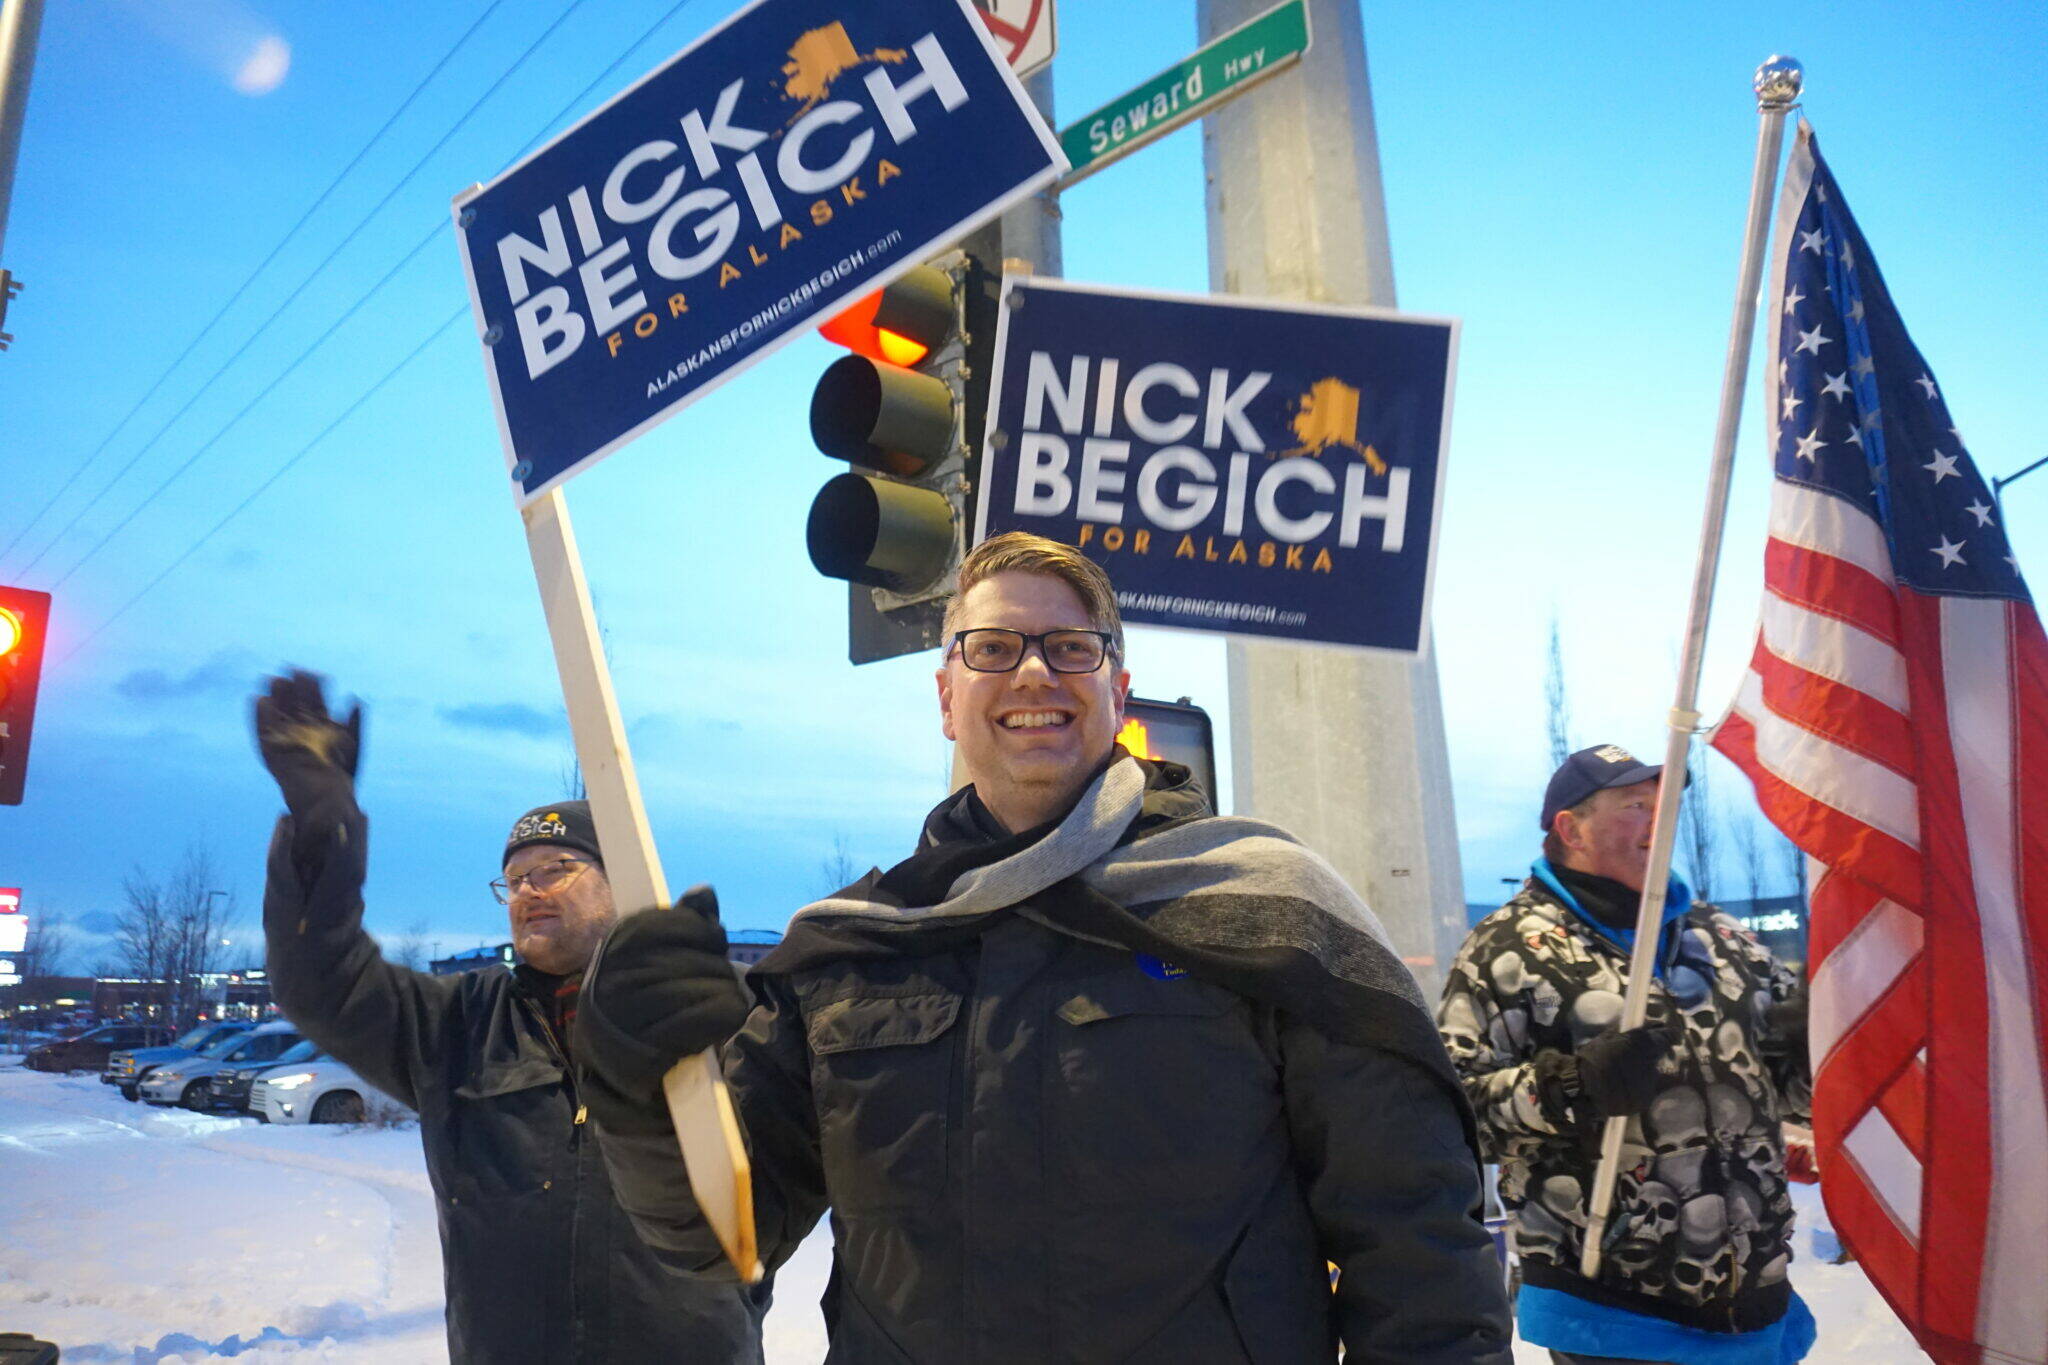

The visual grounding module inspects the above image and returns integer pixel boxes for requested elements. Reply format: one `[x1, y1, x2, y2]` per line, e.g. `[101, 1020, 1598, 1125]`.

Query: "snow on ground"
[0, 1064, 1921, 1362]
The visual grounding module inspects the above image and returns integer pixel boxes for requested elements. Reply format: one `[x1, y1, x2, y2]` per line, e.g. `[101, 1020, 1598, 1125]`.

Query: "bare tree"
[1731, 808, 1769, 907]
[1675, 743, 1717, 902]
[820, 835, 862, 895]
[386, 918, 435, 971]
[17, 906, 70, 980]
[1780, 831, 1811, 913]
[557, 753, 587, 802]
[1544, 614, 1572, 768]
[116, 849, 236, 1026]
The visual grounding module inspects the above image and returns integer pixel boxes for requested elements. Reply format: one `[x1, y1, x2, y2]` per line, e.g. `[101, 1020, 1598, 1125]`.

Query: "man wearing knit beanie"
[255, 670, 764, 1364]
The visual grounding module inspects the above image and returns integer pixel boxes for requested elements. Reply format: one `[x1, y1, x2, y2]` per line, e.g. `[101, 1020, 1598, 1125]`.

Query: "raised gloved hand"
[254, 669, 363, 843]
[575, 886, 751, 1135]
[1549, 1024, 1680, 1122]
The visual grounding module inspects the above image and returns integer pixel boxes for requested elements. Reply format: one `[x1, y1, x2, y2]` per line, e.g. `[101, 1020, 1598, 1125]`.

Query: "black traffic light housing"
[807, 251, 1000, 663]
[0, 585, 52, 805]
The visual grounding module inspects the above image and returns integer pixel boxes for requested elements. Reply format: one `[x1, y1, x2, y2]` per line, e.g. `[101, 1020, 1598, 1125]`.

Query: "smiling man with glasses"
[253, 672, 764, 1365]
[574, 532, 1514, 1363]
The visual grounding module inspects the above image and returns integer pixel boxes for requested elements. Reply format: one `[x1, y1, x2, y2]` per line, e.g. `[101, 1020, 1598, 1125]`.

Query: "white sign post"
[519, 487, 760, 1282]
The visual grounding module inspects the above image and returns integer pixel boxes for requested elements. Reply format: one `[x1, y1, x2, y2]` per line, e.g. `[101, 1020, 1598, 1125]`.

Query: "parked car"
[105, 1021, 254, 1100]
[252, 1054, 379, 1125]
[207, 1037, 326, 1114]
[22, 1023, 172, 1073]
[138, 1022, 301, 1109]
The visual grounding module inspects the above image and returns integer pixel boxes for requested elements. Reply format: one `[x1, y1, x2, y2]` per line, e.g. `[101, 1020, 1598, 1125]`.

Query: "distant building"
[726, 929, 782, 969]
[431, 943, 517, 976]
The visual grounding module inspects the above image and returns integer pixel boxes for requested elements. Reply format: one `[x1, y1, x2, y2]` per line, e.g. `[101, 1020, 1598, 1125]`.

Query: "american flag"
[1712, 122, 2048, 1365]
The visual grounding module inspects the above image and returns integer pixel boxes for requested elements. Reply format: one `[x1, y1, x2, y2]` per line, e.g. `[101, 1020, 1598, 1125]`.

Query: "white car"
[136, 1021, 300, 1109]
[250, 1055, 376, 1125]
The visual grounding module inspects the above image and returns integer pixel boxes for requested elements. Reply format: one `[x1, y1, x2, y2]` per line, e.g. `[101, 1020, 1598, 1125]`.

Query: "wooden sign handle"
[521, 488, 761, 1284]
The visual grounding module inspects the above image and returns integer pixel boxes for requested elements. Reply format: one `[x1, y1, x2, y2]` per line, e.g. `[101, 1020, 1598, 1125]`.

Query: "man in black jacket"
[1438, 745, 1813, 1365]
[254, 670, 764, 1365]
[573, 533, 1514, 1363]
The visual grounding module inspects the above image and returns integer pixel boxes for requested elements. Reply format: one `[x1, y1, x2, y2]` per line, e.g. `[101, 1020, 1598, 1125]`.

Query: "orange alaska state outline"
[781, 23, 907, 120]
[1274, 377, 1386, 475]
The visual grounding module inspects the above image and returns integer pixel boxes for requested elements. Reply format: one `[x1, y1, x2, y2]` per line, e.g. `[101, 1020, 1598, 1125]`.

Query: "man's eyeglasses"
[490, 857, 593, 904]
[949, 628, 1115, 674]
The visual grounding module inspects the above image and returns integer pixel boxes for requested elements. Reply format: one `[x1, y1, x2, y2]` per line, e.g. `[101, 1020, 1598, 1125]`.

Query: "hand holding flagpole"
[1578, 55, 1802, 1280]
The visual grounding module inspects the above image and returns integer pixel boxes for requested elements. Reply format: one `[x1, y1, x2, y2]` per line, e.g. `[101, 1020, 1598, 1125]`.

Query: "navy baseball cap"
[1540, 745, 1664, 832]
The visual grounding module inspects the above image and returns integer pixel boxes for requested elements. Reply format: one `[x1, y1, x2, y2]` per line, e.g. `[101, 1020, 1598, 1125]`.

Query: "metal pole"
[1992, 453, 2048, 519]
[1198, 0, 1459, 996]
[953, 65, 1060, 795]
[1578, 55, 1802, 1280]
[0, 0, 44, 257]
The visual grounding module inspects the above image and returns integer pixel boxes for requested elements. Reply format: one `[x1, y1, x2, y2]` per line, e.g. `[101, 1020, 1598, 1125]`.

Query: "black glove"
[1760, 985, 1809, 1060]
[1554, 1025, 1680, 1121]
[254, 670, 363, 856]
[575, 886, 751, 1136]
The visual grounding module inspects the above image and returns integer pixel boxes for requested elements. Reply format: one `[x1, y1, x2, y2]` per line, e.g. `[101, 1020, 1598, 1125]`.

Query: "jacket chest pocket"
[436, 1056, 565, 1198]
[807, 992, 960, 1214]
[1053, 973, 1275, 1200]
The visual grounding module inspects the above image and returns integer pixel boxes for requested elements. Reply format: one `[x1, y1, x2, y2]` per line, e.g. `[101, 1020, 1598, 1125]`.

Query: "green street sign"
[1058, 0, 1311, 185]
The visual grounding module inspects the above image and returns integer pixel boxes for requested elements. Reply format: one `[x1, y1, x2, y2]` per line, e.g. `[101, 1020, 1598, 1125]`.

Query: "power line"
[47, 221, 451, 590]
[53, 307, 471, 669]
[53, 0, 706, 658]
[11, 0, 593, 581]
[0, 0, 506, 572]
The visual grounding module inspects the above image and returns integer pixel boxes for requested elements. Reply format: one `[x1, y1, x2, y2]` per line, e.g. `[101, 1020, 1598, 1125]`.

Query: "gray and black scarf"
[756, 753, 1476, 1151]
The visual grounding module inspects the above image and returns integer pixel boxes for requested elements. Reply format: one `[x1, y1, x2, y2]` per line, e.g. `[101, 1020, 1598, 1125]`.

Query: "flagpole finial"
[1754, 55, 1803, 110]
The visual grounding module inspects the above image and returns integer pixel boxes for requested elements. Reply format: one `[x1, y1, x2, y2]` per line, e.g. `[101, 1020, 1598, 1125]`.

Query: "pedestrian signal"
[1118, 695, 1218, 812]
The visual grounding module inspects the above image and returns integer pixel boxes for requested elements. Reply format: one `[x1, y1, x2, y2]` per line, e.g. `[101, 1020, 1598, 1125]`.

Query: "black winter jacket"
[262, 812, 765, 1364]
[597, 777, 1513, 1364]
[1437, 868, 1811, 1333]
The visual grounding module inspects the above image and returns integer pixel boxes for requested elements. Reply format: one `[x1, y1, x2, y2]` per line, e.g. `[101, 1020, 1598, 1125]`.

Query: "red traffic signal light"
[0, 585, 52, 806]
[808, 257, 996, 617]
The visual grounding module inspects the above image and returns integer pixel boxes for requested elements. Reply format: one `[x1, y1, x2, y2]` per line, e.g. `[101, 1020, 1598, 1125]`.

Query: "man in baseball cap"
[255, 671, 764, 1364]
[1435, 745, 1814, 1364]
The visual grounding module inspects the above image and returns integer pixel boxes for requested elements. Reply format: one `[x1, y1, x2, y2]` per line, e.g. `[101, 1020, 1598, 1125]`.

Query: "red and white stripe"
[1711, 132, 2048, 1365]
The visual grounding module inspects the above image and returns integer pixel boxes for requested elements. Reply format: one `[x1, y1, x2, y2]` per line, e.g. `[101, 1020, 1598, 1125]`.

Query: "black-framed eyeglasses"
[489, 857, 593, 904]
[949, 628, 1116, 674]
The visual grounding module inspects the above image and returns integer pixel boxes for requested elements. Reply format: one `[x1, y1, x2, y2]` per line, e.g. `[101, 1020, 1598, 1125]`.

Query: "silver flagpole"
[1578, 55, 1803, 1280]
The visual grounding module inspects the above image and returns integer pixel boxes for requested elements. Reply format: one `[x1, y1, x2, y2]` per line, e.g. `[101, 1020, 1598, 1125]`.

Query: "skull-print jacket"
[1436, 864, 1811, 1334]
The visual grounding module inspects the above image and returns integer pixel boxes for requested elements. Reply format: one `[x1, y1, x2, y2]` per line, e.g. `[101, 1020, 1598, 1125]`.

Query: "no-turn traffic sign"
[973, 0, 1055, 77]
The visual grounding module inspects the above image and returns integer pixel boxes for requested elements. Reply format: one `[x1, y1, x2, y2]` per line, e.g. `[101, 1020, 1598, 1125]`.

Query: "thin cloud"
[438, 702, 562, 738]
[115, 650, 258, 702]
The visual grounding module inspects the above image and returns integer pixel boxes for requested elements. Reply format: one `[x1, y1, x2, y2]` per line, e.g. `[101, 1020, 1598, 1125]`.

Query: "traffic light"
[1117, 695, 1219, 812]
[807, 250, 999, 664]
[0, 585, 51, 806]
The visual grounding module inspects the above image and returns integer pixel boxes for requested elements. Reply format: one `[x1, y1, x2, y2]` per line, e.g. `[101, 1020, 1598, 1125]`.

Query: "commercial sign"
[1058, 0, 1307, 184]
[971, 0, 1055, 78]
[0, 889, 24, 956]
[976, 278, 1456, 654]
[454, 0, 1066, 505]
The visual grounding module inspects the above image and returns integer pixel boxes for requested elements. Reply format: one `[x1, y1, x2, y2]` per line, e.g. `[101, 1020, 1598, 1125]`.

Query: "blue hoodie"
[1529, 857, 1693, 977]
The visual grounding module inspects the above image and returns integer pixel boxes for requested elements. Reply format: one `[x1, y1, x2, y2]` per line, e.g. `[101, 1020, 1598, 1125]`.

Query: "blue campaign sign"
[454, 0, 1065, 505]
[975, 279, 1457, 654]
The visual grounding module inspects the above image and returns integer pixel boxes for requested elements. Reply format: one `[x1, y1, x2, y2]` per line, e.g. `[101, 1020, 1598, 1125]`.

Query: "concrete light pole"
[0, 0, 42, 254]
[1198, 0, 1465, 994]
